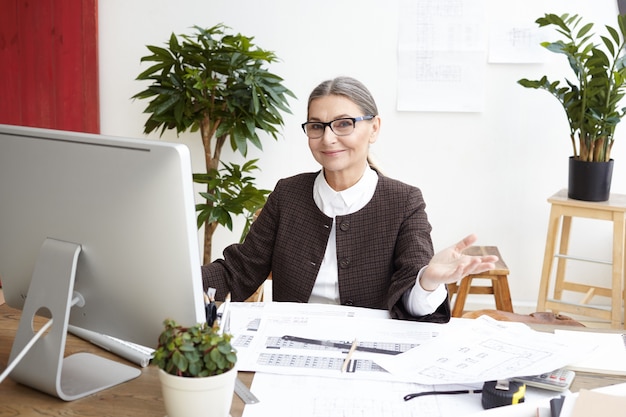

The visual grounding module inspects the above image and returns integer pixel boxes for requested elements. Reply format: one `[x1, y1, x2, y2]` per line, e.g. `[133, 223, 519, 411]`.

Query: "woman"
[202, 76, 496, 322]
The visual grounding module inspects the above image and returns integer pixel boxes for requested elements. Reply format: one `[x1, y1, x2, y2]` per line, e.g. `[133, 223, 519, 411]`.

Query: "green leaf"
[210, 347, 227, 369]
[171, 350, 188, 373]
[518, 12, 626, 161]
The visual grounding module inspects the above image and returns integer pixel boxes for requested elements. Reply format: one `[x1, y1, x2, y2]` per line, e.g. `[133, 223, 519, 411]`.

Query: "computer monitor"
[0, 124, 206, 400]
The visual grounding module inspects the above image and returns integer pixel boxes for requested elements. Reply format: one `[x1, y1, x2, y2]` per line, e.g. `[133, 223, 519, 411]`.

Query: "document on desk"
[241, 374, 558, 417]
[242, 373, 485, 417]
[376, 315, 596, 385]
[228, 302, 440, 382]
[228, 303, 595, 385]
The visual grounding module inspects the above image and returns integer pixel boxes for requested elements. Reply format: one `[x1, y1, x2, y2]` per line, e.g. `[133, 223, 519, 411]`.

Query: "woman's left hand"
[419, 234, 498, 291]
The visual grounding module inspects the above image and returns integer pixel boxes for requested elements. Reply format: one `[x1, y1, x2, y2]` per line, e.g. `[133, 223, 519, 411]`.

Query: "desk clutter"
[1, 301, 625, 417]
[226, 302, 592, 385]
[216, 302, 625, 417]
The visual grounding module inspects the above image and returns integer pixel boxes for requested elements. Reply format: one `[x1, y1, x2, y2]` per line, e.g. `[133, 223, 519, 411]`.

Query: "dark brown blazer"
[201, 172, 451, 322]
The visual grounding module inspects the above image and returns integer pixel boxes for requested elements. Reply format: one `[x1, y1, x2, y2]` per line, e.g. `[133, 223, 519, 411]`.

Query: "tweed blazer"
[201, 172, 451, 322]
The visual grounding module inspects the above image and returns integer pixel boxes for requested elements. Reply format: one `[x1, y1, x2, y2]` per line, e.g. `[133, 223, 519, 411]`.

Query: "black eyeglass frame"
[301, 115, 376, 139]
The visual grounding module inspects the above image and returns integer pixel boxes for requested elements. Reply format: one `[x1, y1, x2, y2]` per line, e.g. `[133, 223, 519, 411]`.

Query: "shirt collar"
[314, 164, 379, 216]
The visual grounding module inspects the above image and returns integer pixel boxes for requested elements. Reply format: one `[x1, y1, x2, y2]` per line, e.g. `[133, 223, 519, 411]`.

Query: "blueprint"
[226, 302, 596, 385]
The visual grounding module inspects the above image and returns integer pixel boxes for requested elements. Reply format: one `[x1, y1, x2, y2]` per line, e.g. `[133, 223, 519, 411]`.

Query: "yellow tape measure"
[481, 380, 526, 409]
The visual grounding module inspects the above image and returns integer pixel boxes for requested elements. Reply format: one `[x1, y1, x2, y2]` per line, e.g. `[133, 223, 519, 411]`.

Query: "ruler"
[281, 335, 403, 355]
[235, 377, 260, 404]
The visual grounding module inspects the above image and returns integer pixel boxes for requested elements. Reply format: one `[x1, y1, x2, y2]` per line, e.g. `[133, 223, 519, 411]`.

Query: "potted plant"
[153, 319, 237, 417]
[132, 24, 295, 262]
[518, 13, 626, 201]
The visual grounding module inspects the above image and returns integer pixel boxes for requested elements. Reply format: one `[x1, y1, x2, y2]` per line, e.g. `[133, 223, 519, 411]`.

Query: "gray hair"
[307, 76, 379, 118]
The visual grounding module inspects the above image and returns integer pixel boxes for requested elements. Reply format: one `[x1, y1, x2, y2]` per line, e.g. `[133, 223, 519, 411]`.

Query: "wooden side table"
[537, 189, 626, 328]
[448, 246, 513, 317]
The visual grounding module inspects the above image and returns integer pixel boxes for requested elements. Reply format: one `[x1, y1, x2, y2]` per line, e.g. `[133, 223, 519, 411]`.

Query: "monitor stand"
[8, 238, 141, 401]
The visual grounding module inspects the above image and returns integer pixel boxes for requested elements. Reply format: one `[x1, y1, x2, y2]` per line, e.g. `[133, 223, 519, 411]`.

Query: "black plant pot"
[568, 157, 614, 202]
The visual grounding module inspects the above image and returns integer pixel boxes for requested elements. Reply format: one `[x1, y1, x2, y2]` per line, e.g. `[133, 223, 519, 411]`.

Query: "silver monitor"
[0, 124, 205, 399]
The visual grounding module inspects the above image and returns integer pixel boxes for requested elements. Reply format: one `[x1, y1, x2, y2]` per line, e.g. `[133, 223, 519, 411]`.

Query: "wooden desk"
[0, 303, 250, 416]
[1, 303, 625, 415]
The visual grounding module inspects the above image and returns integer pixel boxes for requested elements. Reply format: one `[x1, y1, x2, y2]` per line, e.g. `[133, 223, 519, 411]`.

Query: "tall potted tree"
[133, 24, 295, 262]
[518, 13, 626, 201]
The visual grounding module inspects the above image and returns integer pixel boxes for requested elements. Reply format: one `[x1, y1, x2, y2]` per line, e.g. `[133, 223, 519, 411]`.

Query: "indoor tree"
[133, 24, 294, 263]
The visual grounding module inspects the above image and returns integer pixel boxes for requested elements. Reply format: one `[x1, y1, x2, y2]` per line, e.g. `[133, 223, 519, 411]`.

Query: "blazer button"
[339, 258, 350, 268]
[345, 300, 354, 306]
[339, 221, 350, 231]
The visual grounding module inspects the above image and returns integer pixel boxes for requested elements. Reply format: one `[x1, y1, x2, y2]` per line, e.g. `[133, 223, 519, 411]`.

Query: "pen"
[341, 338, 358, 373]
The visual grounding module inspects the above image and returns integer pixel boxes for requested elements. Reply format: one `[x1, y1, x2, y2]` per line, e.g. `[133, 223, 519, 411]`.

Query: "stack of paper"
[554, 330, 626, 376]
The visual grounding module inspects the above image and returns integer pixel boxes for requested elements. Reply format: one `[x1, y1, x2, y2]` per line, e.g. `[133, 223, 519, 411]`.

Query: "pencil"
[341, 338, 358, 373]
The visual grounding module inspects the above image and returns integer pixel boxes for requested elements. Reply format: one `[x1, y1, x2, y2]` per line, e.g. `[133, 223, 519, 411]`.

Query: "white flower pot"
[158, 367, 237, 417]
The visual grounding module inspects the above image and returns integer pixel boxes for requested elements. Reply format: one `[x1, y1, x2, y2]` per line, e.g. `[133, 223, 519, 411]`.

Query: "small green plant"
[518, 13, 626, 162]
[153, 319, 237, 377]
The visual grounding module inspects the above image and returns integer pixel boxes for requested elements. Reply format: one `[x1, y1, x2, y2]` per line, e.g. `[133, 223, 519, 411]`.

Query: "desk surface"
[1, 303, 625, 416]
[0, 303, 249, 416]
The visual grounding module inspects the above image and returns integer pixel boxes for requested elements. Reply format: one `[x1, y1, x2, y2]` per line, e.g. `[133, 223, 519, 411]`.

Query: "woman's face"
[307, 95, 380, 190]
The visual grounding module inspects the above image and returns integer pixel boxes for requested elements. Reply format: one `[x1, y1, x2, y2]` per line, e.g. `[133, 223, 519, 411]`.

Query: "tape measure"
[481, 380, 526, 409]
[402, 379, 526, 408]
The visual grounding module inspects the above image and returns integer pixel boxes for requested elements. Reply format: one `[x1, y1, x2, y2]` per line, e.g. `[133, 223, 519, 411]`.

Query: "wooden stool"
[537, 189, 626, 328]
[448, 246, 513, 317]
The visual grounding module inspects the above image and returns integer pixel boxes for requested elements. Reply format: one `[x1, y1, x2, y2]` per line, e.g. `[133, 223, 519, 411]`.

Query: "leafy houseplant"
[133, 24, 294, 263]
[153, 319, 237, 377]
[518, 13, 626, 201]
[518, 13, 626, 162]
[153, 319, 237, 417]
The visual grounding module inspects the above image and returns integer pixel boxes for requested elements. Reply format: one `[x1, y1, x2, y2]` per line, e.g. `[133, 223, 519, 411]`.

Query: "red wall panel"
[0, 1, 20, 126]
[0, 0, 99, 133]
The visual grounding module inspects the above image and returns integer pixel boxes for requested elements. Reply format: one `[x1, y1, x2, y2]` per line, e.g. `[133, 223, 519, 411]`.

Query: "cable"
[0, 318, 54, 383]
[404, 389, 483, 401]
[404, 380, 527, 411]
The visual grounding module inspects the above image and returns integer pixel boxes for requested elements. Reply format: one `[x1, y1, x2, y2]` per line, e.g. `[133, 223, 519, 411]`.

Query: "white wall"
[98, 0, 626, 311]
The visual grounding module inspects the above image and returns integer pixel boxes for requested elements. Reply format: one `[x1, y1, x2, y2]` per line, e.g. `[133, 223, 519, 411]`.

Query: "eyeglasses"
[301, 115, 375, 139]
